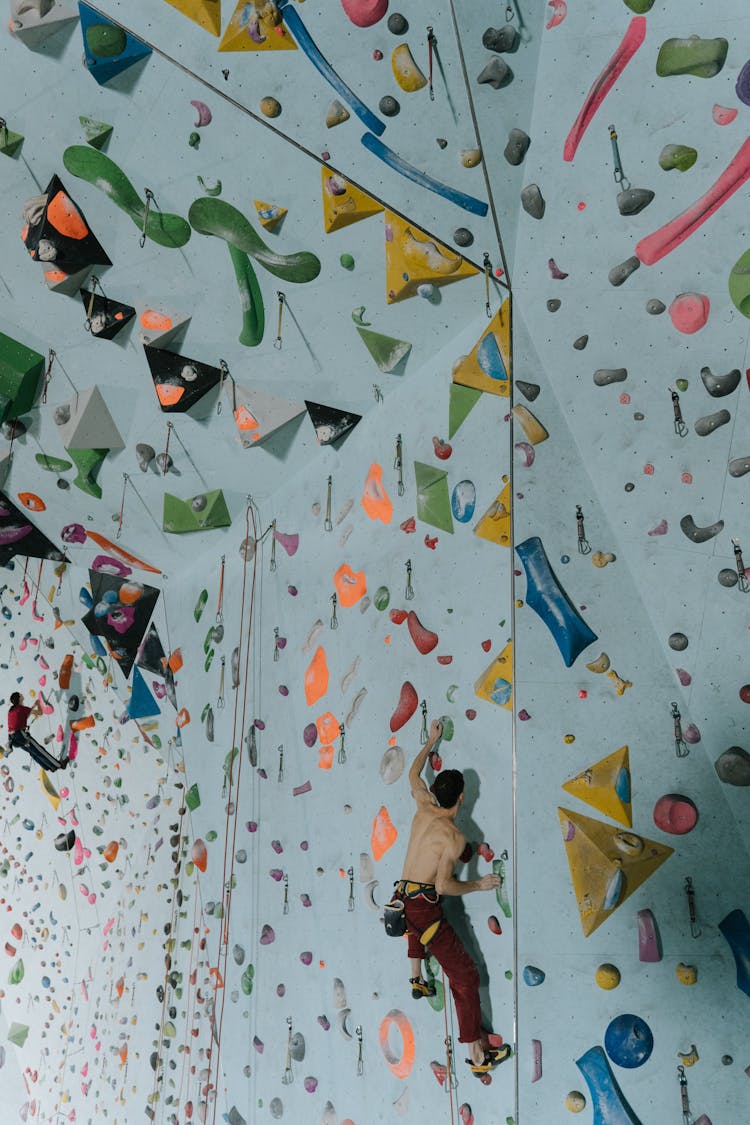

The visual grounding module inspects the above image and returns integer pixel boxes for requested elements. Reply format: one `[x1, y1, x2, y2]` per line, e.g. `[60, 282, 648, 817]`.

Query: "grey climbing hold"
[290, 1032, 306, 1062]
[478, 57, 512, 89]
[646, 298, 666, 314]
[482, 25, 519, 53]
[233, 944, 245, 964]
[521, 184, 545, 219]
[387, 13, 408, 34]
[436, 137, 448, 149]
[239, 536, 255, 560]
[191, 494, 207, 511]
[1, 418, 26, 439]
[729, 456, 750, 478]
[608, 256, 641, 286]
[516, 380, 540, 402]
[617, 187, 655, 216]
[680, 514, 724, 543]
[453, 227, 474, 248]
[231, 646, 240, 689]
[269, 1098, 283, 1120]
[700, 366, 740, 397]
[594, 368, 627, 386]
[668, 633, 689, 651]
[212, 623, 224, 644]
[573, 335, 589, 350]
[206, 706, 214, 742]
[379, 96, 400, 117]
[715, 746, 750, 786]
[547, 299, 561, 312]
[504, 127, 530, 166]
[156, 452, 173, 473]
[53, 405, 70, 426]
[136, 443, 155, 472]
[694, 409, 730, 436]
[718, 568, 738, 587]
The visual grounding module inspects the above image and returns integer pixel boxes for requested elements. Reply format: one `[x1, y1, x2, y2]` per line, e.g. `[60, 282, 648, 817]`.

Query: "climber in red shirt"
[6, 692, 68, 772]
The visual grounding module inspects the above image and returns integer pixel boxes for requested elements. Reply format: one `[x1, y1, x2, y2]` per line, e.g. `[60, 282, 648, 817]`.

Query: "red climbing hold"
[390, 681, 419, 732]
[424, 535, 438, 550]
[430, 1060, 448, 1087]
[400, 517, 416, 533]
[407, 610, 439, 655]
[389, 609, 408, 625]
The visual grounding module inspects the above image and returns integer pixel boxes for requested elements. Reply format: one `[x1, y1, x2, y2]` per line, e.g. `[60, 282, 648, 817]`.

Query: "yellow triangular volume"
[254, 199, 287, 230]
[474, 480, 511, 547]
[558, 807, 673, 937]
[474, 641, 512, 710]
[219, 1, 297, 51]
[163, 0, 222, 36]
[323, 169, 384, 233]
[562, 746, 632, 827]
[40, 769, 61, 810]
[385, 212, 479, 304]
[452, 300, 511, 396]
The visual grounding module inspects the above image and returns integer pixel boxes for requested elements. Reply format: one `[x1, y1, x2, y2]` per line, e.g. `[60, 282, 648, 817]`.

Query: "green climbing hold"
[186, 784, 201, 811]
[163, 490, 231, 534]
[35, 453, 72, 473]
[656, 36, 728, 79]
[206, 830, 218, 842]
[79, 116, 113, 150]
[729, 248, 750, 318]
[0, 331, 45, 424]
[374, 586, 390, 611]
[340, 253, 355, 270]
[448, 384, 482, 439]
[439, 716, 454, 741]
[63, 146, 191, 249]
[188, 197, 321, 283]
[0, 123, 24, 158]
[86, 23, 127, 58]
[675, 378, 689, 392]
[8, 959, 24, 985]
[623, 0, 654, 11]
[194, 589, 208, 621]
[189, 132, 201, 148]
[67, 448, 108, 499]
[241, 964, 255, 996]
[659, 144, 697, 172]
[493, 858, 512, 918]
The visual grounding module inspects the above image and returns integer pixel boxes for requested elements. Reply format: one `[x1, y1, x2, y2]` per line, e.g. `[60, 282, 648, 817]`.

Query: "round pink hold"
[713, 104, 738, 125]
[653, 793, 698, 835]
[341, 0, 388, 28]
[668, 292, 710, 334]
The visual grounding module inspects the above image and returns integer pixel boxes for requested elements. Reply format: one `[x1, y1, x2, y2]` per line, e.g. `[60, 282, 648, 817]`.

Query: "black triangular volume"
[136, 621, 167, 676]
[81, 570, 160, 680]
[24, 174, 111, 272]
[144, 345, 222, 413]
[80, 288, 136, 340]
[0, 492, 69, 568]
[304, 401, 362, 446]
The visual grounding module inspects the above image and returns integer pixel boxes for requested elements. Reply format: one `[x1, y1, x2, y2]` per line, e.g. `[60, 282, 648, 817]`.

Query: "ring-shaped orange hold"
[17, 493, 45, 512]
[379, 1009, 415, 1079]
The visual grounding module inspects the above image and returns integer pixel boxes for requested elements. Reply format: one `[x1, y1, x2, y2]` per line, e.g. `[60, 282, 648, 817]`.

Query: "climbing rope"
[441, 968, 457, 1124]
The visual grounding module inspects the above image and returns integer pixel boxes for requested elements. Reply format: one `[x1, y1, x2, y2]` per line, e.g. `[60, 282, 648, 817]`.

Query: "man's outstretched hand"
[429, 719, 443, 743]
[477, 873, 501, 891]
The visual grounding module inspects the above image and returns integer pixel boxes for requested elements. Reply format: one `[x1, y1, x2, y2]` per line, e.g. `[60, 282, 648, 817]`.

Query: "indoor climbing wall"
[512, 1, 750, 1123]
[0, 1, 524, 1122]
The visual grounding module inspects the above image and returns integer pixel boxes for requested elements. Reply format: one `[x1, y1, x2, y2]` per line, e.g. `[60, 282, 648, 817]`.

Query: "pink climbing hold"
[273, 529, 299, 557]
[563, 17, 647, 162]
[637, 907, 662, 962]
[260, 924, 275, 945]
[548, 257, 568, 279]
[390, 680, 419, 732]
[653, 793, 698, 835]
[713, 104, 738, 126]
[668, 292, 710, 334]
[648, 520, 668, 536]
[340, 0, 388, 29]
[676, 668, 692, 686]
[407, 610, 439, 655]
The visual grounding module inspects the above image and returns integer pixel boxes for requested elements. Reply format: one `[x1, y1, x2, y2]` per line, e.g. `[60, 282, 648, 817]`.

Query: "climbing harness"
[671, 702, 689, 758]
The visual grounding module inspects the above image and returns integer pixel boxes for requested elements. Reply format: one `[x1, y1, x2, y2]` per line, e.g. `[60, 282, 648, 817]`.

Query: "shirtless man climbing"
[395, 719, 511, 1075]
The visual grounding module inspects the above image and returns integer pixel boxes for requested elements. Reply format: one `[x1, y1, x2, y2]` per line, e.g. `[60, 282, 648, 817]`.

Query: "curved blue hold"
[718, 908, 750, 998]
[576, 1045, 643, 1125]
[477, 333, 508, 380]
[79, 586, 94, 608]
[515, 536, 598, 667]
[603, 867, 624, 912]
[604, 1014, 654, 1069]
[89, 631, 106, 657]
[451, 480, 476, 523]
[615, 766, 631, 805]
[361, 132, 490, 217]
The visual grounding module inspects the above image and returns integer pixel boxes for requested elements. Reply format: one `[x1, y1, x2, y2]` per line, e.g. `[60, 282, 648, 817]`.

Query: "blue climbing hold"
[451, 480, 476, 523]
[477, 332, 508, 381]
[576, 1045, 643, 1125]
[604, 1014, 654, 1069]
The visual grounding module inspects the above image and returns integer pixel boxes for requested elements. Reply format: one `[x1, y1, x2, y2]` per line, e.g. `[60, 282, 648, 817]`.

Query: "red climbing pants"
[402, 887, 481, 1043]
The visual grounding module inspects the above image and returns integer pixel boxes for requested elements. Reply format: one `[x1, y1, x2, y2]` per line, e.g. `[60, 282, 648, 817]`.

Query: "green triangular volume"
[79, 115, 114, 149]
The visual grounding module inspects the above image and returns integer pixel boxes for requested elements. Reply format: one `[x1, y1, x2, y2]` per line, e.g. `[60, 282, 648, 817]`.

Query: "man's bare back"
[402, 804, 464, 885]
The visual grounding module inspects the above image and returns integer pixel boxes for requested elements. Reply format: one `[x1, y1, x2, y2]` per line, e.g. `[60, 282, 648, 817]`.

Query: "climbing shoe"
[467, 1043, 512, 1074]
[410, 976, 436, 999]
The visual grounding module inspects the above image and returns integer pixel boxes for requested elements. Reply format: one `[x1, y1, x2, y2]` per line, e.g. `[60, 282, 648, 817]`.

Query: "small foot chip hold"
[608, 256, 640, 286]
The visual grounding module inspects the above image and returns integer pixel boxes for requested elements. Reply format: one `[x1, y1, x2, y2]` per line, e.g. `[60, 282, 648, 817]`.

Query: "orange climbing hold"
[379, 1009, 415, 1078]
[70, 715, 95, 731]
[103, 841, 119, 863]
[17, 493, 45, 512]
[371, 805, 398, 861]
[47, 189, 89, 240]
[361, 463, 393, 523]
[304, 646, 329, 706]
[334, 563, 367, 608]
[318, 745, 334, 770]
[176, 708, 190, 727]
[407, 610, 439, 655]
[141, 310, 173, 332]
[316, 711, 340, 745]
[59, 654, 74, 690]
[390, 681, 418, 732]
[191, 839, 207, 873]
[168, 649, 183, 673]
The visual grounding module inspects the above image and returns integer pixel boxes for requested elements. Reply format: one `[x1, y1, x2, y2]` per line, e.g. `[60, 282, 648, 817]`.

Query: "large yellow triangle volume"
[562, 746, 632, 827]
[385, 211, 479, 304]
[452, 300, 511, 396]
[474, 480, 511, 547]
[474, 641, 512, 710]
[558, 807, 673, 937]
[163, 0, 222, 37]
[219, 1, 297, 51]
[322, 169, 383, 233]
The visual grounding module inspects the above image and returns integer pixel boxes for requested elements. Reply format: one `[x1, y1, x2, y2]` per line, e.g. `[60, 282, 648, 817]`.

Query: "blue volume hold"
[515, 536, 598, 667]
[718, 908, 750, 999]
[576, 1045, 643, 1125]
[361, 132, 490, 216]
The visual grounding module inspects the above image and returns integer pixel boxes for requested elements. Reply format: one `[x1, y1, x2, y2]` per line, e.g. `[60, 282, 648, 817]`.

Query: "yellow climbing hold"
[322, 169, 383, 233]
[595, 963, 621, 989]
[474, 481, 511, 546]
[676, 962, 697, 986]
[163, 0, 221, 36]
[391, 44, 428, 92]
[474, 641, 513, 710]
[452, 302, 511, 397]
[385, 211, 478, 303]
[512, 404, 549, 445]
[562, 745, 632, 828]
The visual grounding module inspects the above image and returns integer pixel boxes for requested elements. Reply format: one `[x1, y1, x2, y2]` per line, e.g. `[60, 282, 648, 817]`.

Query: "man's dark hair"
[9, 692, 21, 707]
[432, 769, 464, 809]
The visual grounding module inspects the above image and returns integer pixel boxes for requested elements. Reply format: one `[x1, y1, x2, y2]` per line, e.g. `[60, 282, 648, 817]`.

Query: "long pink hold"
[637, 136, 750, 265]
[563, 17, 647, 162]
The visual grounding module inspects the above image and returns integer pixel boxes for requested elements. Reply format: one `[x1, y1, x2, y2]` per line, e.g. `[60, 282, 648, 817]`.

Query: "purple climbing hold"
[637, 909, 662, 962]
[736, 58, 750, 105]
[260, 924, 275, 945]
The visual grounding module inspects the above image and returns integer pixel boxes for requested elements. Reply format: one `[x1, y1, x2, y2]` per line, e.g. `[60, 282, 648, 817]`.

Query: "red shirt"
[7, 705, 31, 733]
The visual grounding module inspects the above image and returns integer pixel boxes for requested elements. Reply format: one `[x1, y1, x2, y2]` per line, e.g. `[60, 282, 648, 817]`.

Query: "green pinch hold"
[729, 248, 750, 319]
[35, 453, 72, 473]
[656, 36, 728, 79]
[374, 586, 390, 611]
[438, 716, 454, 741]
[675, 377, 689, 391]
[8, 959, 24, 985]
[189, 132, 201, 149]
[241, 963, 255, 996]
[67, 448, 108, 498]
[62, 145, 191, 249]
[659, 143, 697, 172]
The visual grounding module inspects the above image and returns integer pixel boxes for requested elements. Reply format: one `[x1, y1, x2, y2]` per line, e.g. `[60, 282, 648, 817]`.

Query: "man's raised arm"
[408, 718, 443, 801]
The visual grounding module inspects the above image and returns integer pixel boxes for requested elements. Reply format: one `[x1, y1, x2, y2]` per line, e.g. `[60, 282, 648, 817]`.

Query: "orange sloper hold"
[371, 805, 398, 861]
[191, 839, 207, 873]
[318, 745, 334, 770]
[59, 654, 74, 689]
[71, 715, 95, 731]
[316, 711, 340, 745]
[47, 188, 89, 240]
[334, 563, 367, 608]
[103, 841, 119, 863]
[361, 462, 393, 523]
[305, 646, 329, 706]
